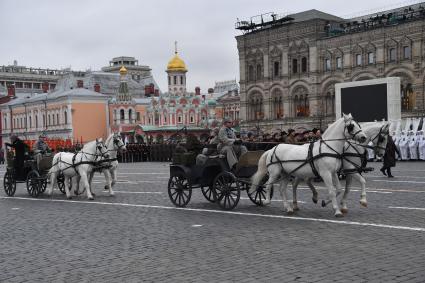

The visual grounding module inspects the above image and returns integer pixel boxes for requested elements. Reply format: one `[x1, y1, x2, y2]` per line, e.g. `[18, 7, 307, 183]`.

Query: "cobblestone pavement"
[0, 161, 424, 282]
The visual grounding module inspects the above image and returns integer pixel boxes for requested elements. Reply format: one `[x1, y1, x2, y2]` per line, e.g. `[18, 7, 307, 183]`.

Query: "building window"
[168, 76, 171, 85]
[180, 76, 183, 84]
[174, 76, 177, 85]
[136, 112, 140, 121]
[190, 115, 194, 123]
[48, 115, 51, 126]
[43, 114, 45, 127]
[164, 115, 167, 123]
[52, 115, 55, 125]
[325, 59, 331, 71]
[248, 65, 254, 81]
[56, 113, 59, 125]
[389, 48, 396, 61]
[273, 61, 280, 77]
[336, 57, 342, 69]
[256, 64, 262, 80]
[301, 57, 307, 73]
[178, 115, 182, 123]
[356, 54, 362, 66]
[129, 109, 132, 123]
[292, 59, 298, 74]
[35, 115, 38, 128]
[403, 46, 411, 59]
[64, 111, 67, 124]
[120, 109, 125, 121]
[29, 116, 32, 128]
[368, 52, 374, 64]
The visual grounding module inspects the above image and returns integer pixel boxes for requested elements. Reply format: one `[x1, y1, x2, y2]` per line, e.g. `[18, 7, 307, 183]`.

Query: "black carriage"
[3, 150, 66, 197]
[168, 151, 272, 210]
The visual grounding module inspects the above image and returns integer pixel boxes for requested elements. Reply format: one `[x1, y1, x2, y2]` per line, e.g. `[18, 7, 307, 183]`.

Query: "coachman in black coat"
[5, 135, 28, 178]
[381, 136, 401, 177]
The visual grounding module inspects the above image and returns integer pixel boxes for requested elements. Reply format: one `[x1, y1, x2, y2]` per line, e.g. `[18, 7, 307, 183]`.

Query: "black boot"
[387, 168, 394, 178]
[380, 167, 387, 176]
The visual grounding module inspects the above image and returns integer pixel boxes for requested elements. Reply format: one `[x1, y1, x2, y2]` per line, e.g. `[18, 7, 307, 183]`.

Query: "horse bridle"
[113, 136, 125, 150]
[345, 120, 363, 140]
[369, 125, 389, 152]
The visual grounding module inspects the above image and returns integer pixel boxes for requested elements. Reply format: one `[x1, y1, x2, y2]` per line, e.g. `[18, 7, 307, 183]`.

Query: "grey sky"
[0, 0, 420, 92]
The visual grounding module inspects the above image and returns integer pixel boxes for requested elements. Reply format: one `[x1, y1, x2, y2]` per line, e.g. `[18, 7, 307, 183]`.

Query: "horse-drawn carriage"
[168, 150, 271, 210]
[3, 150, 66, 197]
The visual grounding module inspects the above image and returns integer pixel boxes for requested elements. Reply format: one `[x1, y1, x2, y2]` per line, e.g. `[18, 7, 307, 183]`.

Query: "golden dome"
[119, 65, 128, 75]
[167, 52, 187, 72]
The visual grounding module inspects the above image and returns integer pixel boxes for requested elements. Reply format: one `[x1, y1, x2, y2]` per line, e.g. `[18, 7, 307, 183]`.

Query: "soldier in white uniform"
[217, 119, 247, 170]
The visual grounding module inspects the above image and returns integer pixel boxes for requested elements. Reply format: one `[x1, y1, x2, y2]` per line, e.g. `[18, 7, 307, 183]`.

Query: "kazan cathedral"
[137, 47, 212, 142]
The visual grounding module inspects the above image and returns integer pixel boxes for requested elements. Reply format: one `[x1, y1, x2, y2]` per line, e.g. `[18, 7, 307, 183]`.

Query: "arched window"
[271, 89, 283, 119]
[48, 115, 51, 126]
[293, 86, 309, 117]
[35, 115, 38, 128]
[180, 76, 183, 84]
[52, 114, 55, 125]
[301, 57, 307, 73]
[64, 111, 67, 125]
[174, 76, 177, 85]
[248, 93, 263, 121]
[256, 64, 262, 80]
[168, 76, 171, 85]
[325, 91, 335, 115]
[129, 109, 133, 123]
[29, 116, 32, 128]
[43, 114, 45, 127]
[56, 113, 59, 125]
[248, 65, 254, 81]
[273, 62, 280, 77]
[401, 83, 414, 111]
[292, 59, 298, 73]
[120, 109, 125, 121]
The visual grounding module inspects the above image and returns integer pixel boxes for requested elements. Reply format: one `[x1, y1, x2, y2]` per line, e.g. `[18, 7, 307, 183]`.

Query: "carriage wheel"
[26, 170, 40, 198]
[39, 178, 47, 194]
[3, 171, 16, 197]
[168, 173, 192, 207]
[213, 172, 240, 210]
[57, 173, 66, 194]
[201, 185, 216, 203]
[247, 175, 274, 206]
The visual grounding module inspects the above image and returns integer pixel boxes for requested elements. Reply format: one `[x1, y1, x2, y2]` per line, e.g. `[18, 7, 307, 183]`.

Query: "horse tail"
[250, 150, 269, 192]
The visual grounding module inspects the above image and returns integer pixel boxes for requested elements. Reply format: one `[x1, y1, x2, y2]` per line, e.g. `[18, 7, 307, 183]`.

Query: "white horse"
[87, 132, 126, 196]
[291, 122, 390, 213]
[47, 139, 109, 200]
[250, 114, 367, 217]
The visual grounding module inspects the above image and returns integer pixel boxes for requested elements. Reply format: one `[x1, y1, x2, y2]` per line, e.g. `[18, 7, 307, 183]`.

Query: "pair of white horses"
[250, 114, 390, 217]
[47, 133, 126, 200]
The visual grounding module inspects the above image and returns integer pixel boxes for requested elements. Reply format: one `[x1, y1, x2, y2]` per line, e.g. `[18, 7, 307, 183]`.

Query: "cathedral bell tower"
[166, 41, 187, 96]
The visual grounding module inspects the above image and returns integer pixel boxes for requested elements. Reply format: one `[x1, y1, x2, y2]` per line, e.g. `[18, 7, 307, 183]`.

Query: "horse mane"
[321, 116, 345, 140]
[82, 139, 102, 151]
[105, 134, 114, 147]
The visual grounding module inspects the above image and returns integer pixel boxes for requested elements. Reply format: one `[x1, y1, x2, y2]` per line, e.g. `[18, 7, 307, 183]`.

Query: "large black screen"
[340, 83, 387, 122]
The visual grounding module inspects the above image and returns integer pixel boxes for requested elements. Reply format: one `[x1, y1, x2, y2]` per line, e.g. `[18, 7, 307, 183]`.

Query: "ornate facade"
[140, 47, 210, 141]
[237, 6, 425, 132]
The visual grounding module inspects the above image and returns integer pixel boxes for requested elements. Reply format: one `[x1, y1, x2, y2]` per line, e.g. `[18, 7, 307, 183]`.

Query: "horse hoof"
[67, 196, 72, 200]
[104, 186, 108, 191]
[360, 201, 368, 208]
[312, 197, 318, 204]
[321, 200, 326, 207]
[293, 206, 300, 211]
[109, 193, 115, 197]
[286, 210, 294, 215]
[88, 197, 94, 200]
[335, 212, 344, 218]
[341, 208, 348, 214]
